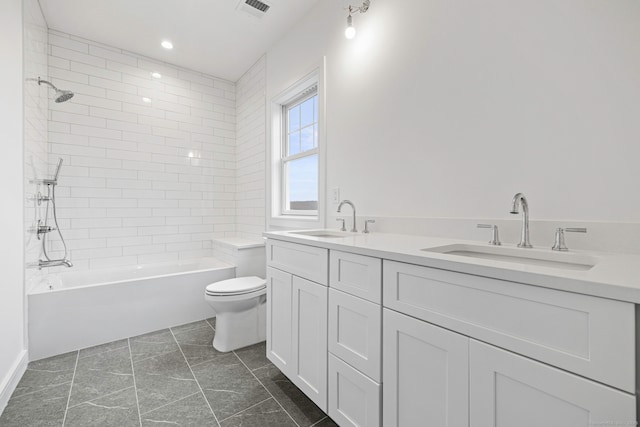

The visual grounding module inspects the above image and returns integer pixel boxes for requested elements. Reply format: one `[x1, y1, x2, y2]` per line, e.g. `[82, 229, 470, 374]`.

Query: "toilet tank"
[212, 238, 266, 278]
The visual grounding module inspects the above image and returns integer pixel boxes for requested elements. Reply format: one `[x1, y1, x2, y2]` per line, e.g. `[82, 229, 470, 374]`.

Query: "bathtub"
[28, 258, 235, 360]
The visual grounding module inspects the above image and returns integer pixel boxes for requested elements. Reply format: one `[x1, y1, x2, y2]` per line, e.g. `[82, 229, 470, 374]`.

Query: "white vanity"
[263, 230, 640, 427]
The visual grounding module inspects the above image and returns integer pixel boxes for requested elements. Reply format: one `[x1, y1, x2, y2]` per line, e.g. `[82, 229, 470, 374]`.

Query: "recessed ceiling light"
[161, 40, 173, 50]
[142, 97, 152, 103]
[151, 72, 162, 79]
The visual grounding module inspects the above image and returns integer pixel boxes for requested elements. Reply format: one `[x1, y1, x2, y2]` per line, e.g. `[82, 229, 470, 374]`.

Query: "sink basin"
[422, 244, 597, 271]
[290, 230, 352, 238]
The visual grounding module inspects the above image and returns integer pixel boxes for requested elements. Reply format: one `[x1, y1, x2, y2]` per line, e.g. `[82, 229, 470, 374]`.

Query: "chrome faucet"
[510, 193, 532, 248]
[337, 200, 357, 232]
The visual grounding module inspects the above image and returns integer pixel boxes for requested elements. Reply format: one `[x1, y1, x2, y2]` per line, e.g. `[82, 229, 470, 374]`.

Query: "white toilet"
[204, 238, 267, 352]
[205, 276, 267, 352]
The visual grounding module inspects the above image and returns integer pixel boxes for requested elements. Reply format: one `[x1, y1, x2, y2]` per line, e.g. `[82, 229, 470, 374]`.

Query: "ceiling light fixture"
[161, 40, 173, 50]
[151, 72, 162, 79]
[345, 0, 370, 40]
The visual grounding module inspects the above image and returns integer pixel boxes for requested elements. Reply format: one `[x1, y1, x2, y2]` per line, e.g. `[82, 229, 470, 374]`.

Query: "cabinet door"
[292, 275, 328, 411]
[383, 309, 469, 427]
[469, 340, 636, 427]
[266, 267, 293, 374]
[328, 354, 381, 427]
[329, 288, 381, 381]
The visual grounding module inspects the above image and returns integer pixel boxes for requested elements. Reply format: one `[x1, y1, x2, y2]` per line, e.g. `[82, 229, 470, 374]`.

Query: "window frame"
[280, 88, 319, 217]
[267, 62, 326, 230]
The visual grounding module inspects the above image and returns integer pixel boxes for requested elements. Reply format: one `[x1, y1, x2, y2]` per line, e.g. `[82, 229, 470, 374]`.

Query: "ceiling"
[39, 0, 320, 82]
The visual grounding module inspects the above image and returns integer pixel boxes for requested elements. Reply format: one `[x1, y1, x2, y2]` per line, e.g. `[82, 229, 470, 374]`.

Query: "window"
[282, 89, 318, 214]
[269, 65, 325, 228]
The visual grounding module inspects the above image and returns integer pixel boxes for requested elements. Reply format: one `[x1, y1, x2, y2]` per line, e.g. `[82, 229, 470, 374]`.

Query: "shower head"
[54, 89, 74, 103]
[31, 77, 75, 103]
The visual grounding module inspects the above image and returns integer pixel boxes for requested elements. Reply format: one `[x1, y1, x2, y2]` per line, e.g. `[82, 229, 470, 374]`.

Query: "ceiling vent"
[236, 0, 271, 18]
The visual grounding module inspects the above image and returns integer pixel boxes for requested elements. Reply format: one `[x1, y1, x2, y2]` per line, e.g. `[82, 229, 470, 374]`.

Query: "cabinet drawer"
[383, 260, 635, 393]
[329, 354, 381, 427]
[266, 239, 328, 285]
[329, 289, 381, 381]
[330, 250, 382, 303]
[470, 340, 636, 427]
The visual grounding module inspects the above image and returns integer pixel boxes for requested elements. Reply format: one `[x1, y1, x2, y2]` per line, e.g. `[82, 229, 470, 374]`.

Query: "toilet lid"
[206, 276, 266, 296]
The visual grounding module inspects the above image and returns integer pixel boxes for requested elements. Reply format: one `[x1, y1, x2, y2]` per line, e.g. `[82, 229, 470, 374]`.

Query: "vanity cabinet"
[265, 235, 638, 427]
[266, 240, 329, 411]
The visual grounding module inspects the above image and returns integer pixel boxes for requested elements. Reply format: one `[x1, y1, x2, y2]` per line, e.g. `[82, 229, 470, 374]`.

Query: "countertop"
[263, 230, 640, 304]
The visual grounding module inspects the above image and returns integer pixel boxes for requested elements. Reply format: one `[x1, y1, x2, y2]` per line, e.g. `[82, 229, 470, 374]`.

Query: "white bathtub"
[28, 258, 235, 360]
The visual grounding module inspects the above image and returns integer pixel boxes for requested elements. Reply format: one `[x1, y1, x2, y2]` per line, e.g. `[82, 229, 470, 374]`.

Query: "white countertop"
[263, 230, 640, 304]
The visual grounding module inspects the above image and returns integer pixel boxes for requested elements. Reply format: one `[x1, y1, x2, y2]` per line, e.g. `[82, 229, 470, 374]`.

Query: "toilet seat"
[205, 276, 266, 297]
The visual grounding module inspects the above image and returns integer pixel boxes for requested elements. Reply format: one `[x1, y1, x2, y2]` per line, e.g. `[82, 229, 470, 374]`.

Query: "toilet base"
[212, 295, 266, 352]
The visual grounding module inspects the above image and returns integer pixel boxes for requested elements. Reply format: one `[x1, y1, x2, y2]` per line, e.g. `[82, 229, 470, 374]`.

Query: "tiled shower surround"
[44, 30, 257, 271]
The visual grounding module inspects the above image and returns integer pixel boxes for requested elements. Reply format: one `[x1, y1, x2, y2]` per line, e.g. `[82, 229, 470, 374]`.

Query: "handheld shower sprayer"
[53, 158, 63, 182]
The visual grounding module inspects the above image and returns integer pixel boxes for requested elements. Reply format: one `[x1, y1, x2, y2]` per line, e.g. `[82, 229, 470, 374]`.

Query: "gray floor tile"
[311, 416, 340, 427]
[206, 317, 216, 329]
[173, 323, 225, 367]
[134, 349, 200, 414]
[141, 392, 218, 426]
[12, 351, 77, 398]
[234, 342, 269, 371]
[69, 346, 134, 407]
[78, 339, 128, 359]
[64, 386, 139, 427]
[254, 363, 326, 427]
[129, 329, 178, 362]
[192, 353, 270, 420]
[219, 398, 297, 427]
[0, 381, 70, 427]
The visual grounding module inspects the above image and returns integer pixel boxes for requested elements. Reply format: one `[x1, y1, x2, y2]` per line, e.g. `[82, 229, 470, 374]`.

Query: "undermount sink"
[422, 244, 597, 271]
[290, 230, 352, 238]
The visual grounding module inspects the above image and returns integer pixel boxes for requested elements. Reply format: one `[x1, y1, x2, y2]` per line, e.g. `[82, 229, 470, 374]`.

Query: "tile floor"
[0, 318, 337, 427]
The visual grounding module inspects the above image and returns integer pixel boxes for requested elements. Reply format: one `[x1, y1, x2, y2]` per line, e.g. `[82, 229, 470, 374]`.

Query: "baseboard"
[0, 350, 28, 416]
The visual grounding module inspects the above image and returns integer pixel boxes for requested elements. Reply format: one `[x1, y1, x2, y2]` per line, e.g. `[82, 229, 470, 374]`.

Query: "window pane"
[300, 125, 314, 152]
[288, 131, 301, 156]
[288, 105, 300, 132]
[300, 97, 315, 127]
[286, 155, 318, 211]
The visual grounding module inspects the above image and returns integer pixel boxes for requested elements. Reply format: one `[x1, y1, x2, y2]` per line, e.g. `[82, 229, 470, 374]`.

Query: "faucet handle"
[363, 219, 376, 234]
[552, 227, 587, 251]
[477, 224, 501, 246]
[336, 217, 346, 232]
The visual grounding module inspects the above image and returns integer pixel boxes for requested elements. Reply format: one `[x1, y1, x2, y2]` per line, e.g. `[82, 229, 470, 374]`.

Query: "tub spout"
[30, 259, 74, 269]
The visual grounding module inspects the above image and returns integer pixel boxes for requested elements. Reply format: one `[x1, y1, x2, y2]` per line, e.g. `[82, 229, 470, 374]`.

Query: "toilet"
[205, 238, 267, 352]
[205, 276, 267, 352]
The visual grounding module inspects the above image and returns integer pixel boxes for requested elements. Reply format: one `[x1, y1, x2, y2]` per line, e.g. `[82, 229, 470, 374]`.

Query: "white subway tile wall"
[47, 31, 238, 270]
[235, 56, 266, 241]
[24, 0, 49, 289]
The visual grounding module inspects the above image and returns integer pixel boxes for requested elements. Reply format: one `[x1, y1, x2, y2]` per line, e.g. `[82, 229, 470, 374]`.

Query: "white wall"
[0, 0, 27, 412]
[46, 31, 238, 270]
[267, 0, 640, 224]
[235, 56, 266, 241]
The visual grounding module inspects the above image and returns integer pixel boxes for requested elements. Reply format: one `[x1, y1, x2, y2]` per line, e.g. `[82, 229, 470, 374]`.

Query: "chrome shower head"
[54, 89, 74, 103]
[31, 77, 75, 103]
